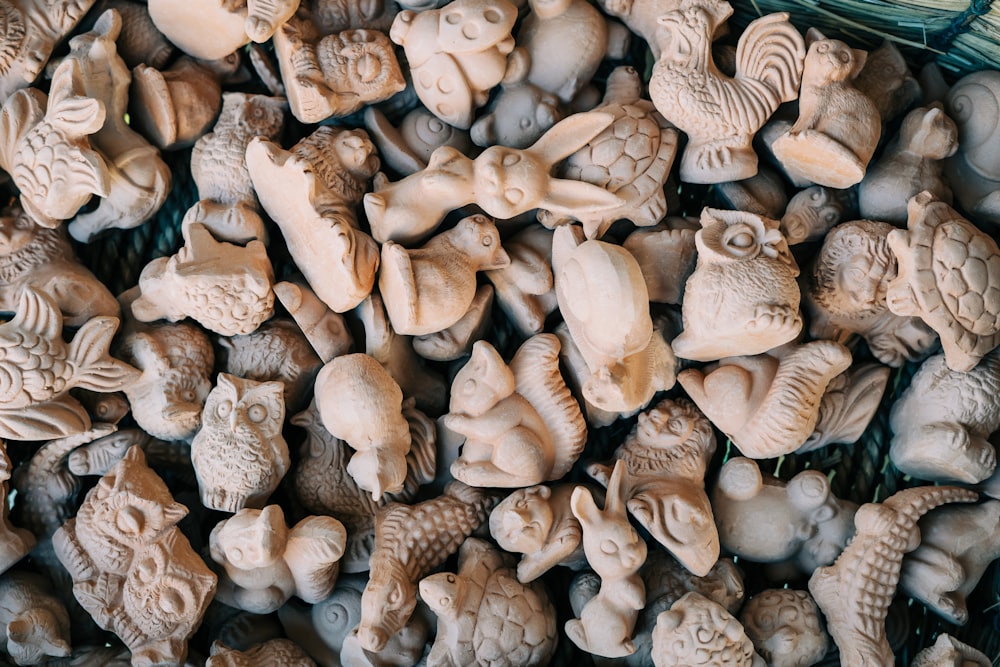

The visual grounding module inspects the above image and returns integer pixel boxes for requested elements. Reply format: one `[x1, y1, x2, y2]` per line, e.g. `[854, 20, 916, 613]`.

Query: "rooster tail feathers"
[67, 317, 141, 392]
[735, 12, 806, 103]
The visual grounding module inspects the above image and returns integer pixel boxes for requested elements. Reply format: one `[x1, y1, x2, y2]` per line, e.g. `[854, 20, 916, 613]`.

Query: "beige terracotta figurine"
[364, 105, 474, 176]
[412, 284, 494, 362]
[207, 639, 317, 667]
[485, 225, 558, 338]
[191, 373, 290, 513]
[587, 398, 718, 576]
[623, 218, 698, 305]
[671, 208, 801, 362]
[887, 192, 1000, 372]
[389, 0, 517, 129]
[420, 537, 557, 667]
[273, 281, 353, 363]
[52, 446, 217, 667]
[779, 185, 855, 246]
[910, 634, 991, 667]
[0, 447, 33, 577]
[854, 40, 921, 123]
[380, 214, 510, 335]
[649, 0, 805, 183]
[148, 0, 300, 60]
[652, 592, 764, 667]
[209, 505, 346, 614]
[944, 70, 1000, 225]
[445, 334, 587, 488]
[801, 361, 890, 453]
[772, 29, 879, 188]
[0, 569, 71, 666]
[739, 589, 828, 667]
[809, 486, 978, 667]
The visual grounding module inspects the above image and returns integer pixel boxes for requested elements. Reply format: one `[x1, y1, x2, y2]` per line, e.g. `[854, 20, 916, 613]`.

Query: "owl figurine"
[672, 208, 802, 362]
[191, 373, 289, 513]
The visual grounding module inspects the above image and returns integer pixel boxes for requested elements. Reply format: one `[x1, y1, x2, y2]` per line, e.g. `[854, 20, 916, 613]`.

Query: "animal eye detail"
[600, 539, 619, 555]
[248, 404, 268, 423]
[519, 117, 533, 130]
[504, 187, 524, 205]
[502, 153, 520, 167]
[217, 400, 233, 419]
[482, 235, 493, 246]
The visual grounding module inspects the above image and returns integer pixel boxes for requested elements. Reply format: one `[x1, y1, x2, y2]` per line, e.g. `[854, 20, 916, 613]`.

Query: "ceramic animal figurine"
[148, 0, 300, 60]
[485, 225, 558, 338]
[100, 0, 173, 70]
[274, 8, 405, 123]
[587, 398, 718, 576]
[853, 40, 921, 123]
[595, 0, 679, 59]
[809, 486, 978, 667]
[711, 165, 788, 220]
[364, 111, 622, 245]
[944, 70, 1000, 225]
[739, 589, 828, 667]
[623, 218, 698, 305]
[540, 66, 678, 239]
[858, 104, 958, 224]
[887, 192, 1000, 372]
[566, 461, 646, 658]
[389, 0, 517, 128]
[0, 205, 118, 327]
[302, 0, 398, 32]
[712, 457, 858, 575]
[63, 10, 171, 243]
[380, 214, 510, 335]
[900, 500, 1000, 625]
[207, 639, 317, 667]
[0, 447, 33, 576]
[314, 353, 412, 500]
[364, 105, 474, 176]
[420, 537, 557, 667]
[291, 398, 435, 572]
[218, 318, 322, 413]
[652, 592, 764, 667]
[52, 446, 217, 667]
[411, 284, 494, 361]
[671, 208, 801, 361]
[772, 29, 879, 188]
[190, 373, 289, 513]
[131, 222, 275, 336]
[247, 127, 381, 313]
[805, 220, 938, 368]
[779, 185, 855, 245]
[209, 505, 346, 614]
[490, 483, 594, 583]
[889, 350, 1000, 484]
[445, 334, 587, 488]
[801, 361, 890, 453]
[0, 288, 138, 441]
[273, 281, 353, 363]
[649, 0, 805, 183]
[356, 482, 499, 653]
[910, 634, 991, 667]
[0, 570, 71, 665]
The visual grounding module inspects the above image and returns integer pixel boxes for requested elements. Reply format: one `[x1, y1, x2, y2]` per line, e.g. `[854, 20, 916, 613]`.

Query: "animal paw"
[746, 304, 800, 335]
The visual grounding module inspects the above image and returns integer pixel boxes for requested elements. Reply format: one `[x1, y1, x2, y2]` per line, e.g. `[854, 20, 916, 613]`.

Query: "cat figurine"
[0, 570, 71, 665]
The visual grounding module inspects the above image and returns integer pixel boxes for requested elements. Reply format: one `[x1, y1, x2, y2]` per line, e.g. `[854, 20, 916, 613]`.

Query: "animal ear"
[215, 372, 238, 396]
[716, 457, 763, 501]
[503, 47, 531, 85]
[786, 470, 831, 511]
[805, 27, 826, 46]
[93, 8, 123, 41]
[470, 114, 495, 147]
[570, 486, 602, 526]
[541, 179, 620, 218]
[850, 49, 867, 78]
[163, 501, 189, 525]
[527, 112, 615, 167]
[605, 460, 628, 515]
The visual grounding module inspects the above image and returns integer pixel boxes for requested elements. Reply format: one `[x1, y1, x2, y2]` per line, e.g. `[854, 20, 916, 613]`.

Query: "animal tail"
[883, 486, 979, 539]
[735, 12, 805, 103]
[67, 317, 141, 392]
[510, 334, 587, 479]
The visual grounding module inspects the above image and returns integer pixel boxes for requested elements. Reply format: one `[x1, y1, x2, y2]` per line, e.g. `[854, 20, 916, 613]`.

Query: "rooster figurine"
[649, 0, 804, 184]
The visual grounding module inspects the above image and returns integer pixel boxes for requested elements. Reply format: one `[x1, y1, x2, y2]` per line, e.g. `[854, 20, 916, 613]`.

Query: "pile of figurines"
[1, 0, 1000, 665]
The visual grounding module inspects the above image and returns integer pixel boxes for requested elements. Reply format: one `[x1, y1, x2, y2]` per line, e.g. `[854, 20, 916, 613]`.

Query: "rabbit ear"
[570, 485, 602, 527]
[605, 460, 628, 515]
[541, 179, 621, 219]
[526, 111, 615, 167]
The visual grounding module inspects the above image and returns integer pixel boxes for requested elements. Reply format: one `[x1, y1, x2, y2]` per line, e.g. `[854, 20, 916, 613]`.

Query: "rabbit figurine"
[566, 460, 647, 658]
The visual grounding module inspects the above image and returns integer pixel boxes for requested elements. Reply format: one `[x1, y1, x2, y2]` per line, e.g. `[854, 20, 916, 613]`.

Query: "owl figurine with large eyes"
[191, 373, 289, 513]
[672, 208, 802, 362]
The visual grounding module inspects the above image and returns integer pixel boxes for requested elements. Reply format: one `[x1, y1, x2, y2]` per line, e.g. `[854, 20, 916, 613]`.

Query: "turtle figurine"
[420, 537, 558, 667]
[887, 191, 1000, 372]
[538, 66, 680, 240]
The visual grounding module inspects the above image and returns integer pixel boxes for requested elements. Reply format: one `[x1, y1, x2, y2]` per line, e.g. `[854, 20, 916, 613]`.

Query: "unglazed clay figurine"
[679, 341, 852, 458]
[854, 40, 921, 123]
[539, 66, 678, 239]
[652, 592, 764, 667]
[364, 111, 622, 245]
[858, 104, 958, 224]
[805, 220, 938, 368]
[389, 0, 516, 128]
[63, 11, 171, 243]
[900, 500, 1000, 625]
[364, 105, 474, 176]
[712, 457, 858, 574]
[587, 398, 718, 576]
[274, 8, 405, 123]
[623, 218, 698, 305]
[566, 461, 647, 658]
[380, 214, 509, 335]
[772, 29, 879, 188]
[889, 350, 1000, 484]
[132, 222, 275, 336]
[356, 482, 498, 653]
[0, 446, 33, 576]
[207, 639, 317, 667]
[910, 634, 991, 667]
[780, 186, 855, 246]
[944, 70, 1000, 225]
[303, 0, 398, 33]
[421, 537, 557, 667]
[801, 361, 889, 453]
[489, 483, 593, 583]
[809, 486, 978, 667]
[273, 281, 353, 363]
[739, 589, 828, 667]
[247, 128, 380, 313]
[191, 373, 290, 513]
[711, 165, 789, 220]
[315, 353, 411, 500]
[671, 208, 801, 361]
[411, 284, 493, 362]
[52, 446, 217, 667]
[0, 288, 138, 441]
[148, 0, 300, 60]
[485, 225, 558, 338]
[649, 1, 804, 183]
[446, 334, 587, 487]
[886, 192, 1000, 372]
[0, 570, 70, 666]
[209, 505, 346, 614]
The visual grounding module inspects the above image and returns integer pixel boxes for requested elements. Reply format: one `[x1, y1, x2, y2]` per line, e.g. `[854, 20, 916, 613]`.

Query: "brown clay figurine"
[412, 284, 494, 361]
[944, 70, 1000, 225]
[652, 592, 764, 667]
[910, 634, 991, 667]
[364, 105, 474, 176]
[485, 225, 558, 338]
[779, 185, 855, 246]
[853, 40, 921, 123]
[273, 281, 353, 363]
[190, 373, 290, 513]
[0, 569, 71, 665]
[739, 589, 828, 667]
[623, 218, 698, 305]
[649, 0, 805, 183]
[148, 0, 300, 60]
[0, 446, 33, 576]
[206, 639, 317, 667]
[772, 29, 880, 188]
